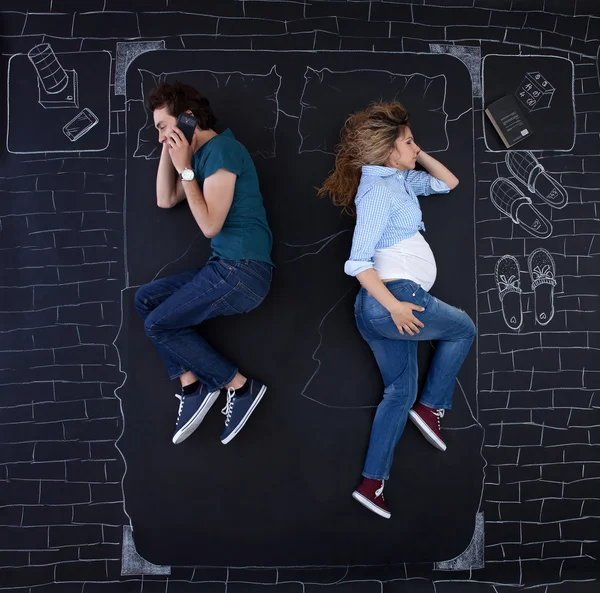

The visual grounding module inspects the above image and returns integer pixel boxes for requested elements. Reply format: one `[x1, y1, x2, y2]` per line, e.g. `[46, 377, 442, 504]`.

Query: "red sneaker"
[409, 403, 447, 451]
[352, 478, 391, 519]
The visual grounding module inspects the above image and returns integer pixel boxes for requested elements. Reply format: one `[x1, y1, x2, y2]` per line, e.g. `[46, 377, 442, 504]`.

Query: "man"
[134, 82, 274, 445]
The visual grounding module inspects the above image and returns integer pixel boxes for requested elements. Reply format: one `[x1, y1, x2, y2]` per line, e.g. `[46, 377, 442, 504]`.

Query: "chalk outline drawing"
[116, 49, 484, 576]
[131, 65, 281, 159]
[430, 44, 482, 98]
[115, 40, 165, 96]
[489, 177, 553, 239]
[528, 248, 557, 326]
[27, 42, 79, 109]
[6, 50, 112, 154]
[435, 511, 485, 570]
[505, 150, 569, 209]
[0, 23, 595, 591]
[297, 66, 450, 155]
[495, 254, 524, 332]
[121, 525, 171, 575]
[282, 230, 352, 264]
[62, 107, 99, 142]
[515, 71, 556, 112]
[481, 54, 576, 153]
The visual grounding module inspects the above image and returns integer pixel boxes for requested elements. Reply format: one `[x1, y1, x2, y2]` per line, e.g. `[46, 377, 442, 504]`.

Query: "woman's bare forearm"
[356, 268, 400, 311]
[416, 151, 459, 189]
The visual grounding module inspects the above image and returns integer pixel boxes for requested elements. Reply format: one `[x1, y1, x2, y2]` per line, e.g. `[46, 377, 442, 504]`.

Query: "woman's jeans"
[355, 279, 476, 480]
[134, 259, 273, 392]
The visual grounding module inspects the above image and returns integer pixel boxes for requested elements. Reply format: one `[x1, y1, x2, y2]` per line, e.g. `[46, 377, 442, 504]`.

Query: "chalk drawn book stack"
[485, 94, 533, 148]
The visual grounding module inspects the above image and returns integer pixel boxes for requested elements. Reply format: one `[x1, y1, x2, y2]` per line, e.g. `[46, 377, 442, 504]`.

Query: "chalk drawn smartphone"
[176, 112, 197, 145]
[63, 108, 99, 142]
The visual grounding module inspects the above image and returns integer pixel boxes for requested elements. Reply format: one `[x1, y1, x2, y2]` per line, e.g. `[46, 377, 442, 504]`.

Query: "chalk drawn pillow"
[299, 68, 448, 154]
[134, 66, 281, 159]
[133, 69, 166, 159]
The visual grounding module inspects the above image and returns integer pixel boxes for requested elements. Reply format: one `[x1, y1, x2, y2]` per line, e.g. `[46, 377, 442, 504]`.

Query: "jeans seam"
[217, 367, 239, 390]
[362, 471, 385, 480]
[419, 398, 452, 410]
[211, 281, 265, 314]
[239, 280, 267, 303]
[214, 260, 234, 279]
[146, 280, 224, 335]
[143, 289, 178, 308]
[381, 380, 415, 479]
[155, 334, 236, 390]
[169, 368, 187, 381]
[237, 262, 272, 284]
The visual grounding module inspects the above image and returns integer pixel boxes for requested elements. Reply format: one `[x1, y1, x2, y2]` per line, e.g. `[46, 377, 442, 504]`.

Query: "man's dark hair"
[146, 81, 217, 130]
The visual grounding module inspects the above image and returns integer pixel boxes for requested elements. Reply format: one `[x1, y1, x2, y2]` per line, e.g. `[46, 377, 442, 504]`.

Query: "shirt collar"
[362, 165, 407, 178]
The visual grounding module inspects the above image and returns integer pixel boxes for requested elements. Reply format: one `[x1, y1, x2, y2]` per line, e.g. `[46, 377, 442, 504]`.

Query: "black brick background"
[0, 0, 598, 591]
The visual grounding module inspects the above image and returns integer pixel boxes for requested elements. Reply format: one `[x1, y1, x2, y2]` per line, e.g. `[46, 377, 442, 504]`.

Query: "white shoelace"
[175, 394, 184, 422]
[375, 480, 385, 499]
[221, 387, 236, 427]
[432, 409, 445, 427]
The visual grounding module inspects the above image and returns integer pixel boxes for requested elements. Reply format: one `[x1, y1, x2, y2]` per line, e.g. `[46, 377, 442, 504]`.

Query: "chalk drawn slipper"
[528, 248, 557, 326]
[506, 151, 568, 209]
[495, 255, 523, 331]
[490, 177, 553, 239]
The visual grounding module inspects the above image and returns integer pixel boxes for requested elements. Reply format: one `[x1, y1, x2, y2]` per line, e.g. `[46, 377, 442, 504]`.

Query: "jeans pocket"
[407, 284, 431, 311]
[213, 259, 234, 280]
[237, 260, 273, 284]
[212, 281, 265, 316]
[366, 285, 431, 339]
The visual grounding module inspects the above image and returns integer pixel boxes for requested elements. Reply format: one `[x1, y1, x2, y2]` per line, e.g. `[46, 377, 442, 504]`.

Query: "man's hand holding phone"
[166, 112, 197, 173]
[166, 126, 193, 174]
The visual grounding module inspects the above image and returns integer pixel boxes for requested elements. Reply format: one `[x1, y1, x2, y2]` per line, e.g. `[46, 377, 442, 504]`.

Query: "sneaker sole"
[172, 390, 221, 445]
[408, 410, 447, 451]
[221, 385, 266, 445]
[352, 491, 391, 519]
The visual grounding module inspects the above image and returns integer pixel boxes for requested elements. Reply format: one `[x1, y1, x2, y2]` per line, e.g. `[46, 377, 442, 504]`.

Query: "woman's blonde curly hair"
[317, 101, 410, 216]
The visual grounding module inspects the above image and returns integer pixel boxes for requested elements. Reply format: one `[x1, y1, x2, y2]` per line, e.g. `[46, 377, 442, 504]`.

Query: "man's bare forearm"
[156, 144, 179, 207]
[179, 180, 219, 238]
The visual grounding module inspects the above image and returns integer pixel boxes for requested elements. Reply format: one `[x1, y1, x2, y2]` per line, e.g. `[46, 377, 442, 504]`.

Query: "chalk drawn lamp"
[28, 43, 79, 109]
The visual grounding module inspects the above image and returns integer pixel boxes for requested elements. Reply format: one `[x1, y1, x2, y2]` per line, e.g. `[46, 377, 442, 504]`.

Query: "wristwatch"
[180, 167, 195, 181]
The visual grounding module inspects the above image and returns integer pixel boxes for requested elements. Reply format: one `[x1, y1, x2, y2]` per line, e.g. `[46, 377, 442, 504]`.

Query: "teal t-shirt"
[192, 129, 273, 266]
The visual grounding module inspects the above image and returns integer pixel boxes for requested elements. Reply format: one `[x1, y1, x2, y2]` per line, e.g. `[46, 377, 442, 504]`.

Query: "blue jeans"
[354, 279, 476, 480]
[134, 259, 273, 391]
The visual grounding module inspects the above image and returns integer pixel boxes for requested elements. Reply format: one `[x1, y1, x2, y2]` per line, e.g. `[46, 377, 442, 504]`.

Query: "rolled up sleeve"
[344, 186, 391, 277]
[405, 170, 450, 196]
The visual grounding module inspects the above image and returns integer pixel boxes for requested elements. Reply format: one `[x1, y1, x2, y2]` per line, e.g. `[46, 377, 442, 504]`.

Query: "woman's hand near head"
[416, 150, 459, 190]
[388, 300, 425, 336]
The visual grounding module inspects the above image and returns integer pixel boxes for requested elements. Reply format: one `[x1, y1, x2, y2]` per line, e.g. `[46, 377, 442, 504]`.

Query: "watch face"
[181, 168, 194, 181]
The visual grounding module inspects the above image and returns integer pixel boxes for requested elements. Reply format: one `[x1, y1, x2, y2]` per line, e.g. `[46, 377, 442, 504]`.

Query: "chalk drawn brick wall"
[475, 53, 600, 582]
[0, 0, 598, 590]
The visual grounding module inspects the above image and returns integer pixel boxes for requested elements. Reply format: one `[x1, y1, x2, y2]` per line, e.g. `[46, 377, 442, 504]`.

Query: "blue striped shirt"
[344, 165, 450, 277]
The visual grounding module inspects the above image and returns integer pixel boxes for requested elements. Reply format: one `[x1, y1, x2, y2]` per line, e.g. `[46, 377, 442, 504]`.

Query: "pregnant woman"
[318, 102, 476, 519]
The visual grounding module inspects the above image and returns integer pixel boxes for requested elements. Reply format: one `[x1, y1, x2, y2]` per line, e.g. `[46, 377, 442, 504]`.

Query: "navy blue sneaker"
[172, 385, 221, 445]
[220, 379, 267, 444]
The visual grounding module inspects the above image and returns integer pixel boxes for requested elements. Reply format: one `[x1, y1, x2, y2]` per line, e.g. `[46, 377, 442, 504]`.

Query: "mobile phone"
[176, 112, 197, 144]
[62, 108, 99, 142]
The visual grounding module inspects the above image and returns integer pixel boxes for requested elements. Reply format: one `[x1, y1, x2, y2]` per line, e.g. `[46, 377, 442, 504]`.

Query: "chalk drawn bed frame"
[117, 50, 484, 568]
